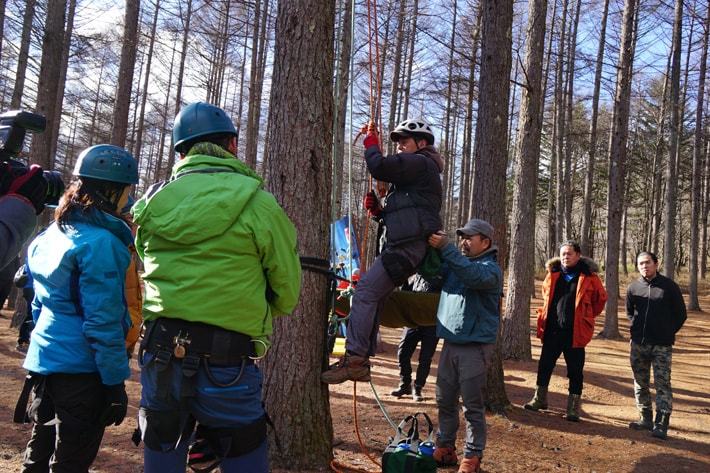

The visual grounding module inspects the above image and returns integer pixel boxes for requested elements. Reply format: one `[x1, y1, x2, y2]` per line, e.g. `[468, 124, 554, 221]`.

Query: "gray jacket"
[0, 195, 37, 271]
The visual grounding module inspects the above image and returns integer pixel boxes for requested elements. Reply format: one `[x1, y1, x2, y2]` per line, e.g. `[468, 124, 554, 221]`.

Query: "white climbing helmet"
[390, 118, 435, 145]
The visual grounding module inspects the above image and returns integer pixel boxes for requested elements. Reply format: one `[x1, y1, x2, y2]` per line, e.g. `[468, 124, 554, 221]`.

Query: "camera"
[0, 110, 64, 206]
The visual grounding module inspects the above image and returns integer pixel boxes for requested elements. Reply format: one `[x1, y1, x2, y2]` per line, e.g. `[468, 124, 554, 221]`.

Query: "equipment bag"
[382, 412, 437, 473]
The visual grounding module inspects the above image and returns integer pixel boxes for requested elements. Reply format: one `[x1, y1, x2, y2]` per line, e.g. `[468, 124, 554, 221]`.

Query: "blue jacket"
[24, 209, 133, 386]
[436, 244, 502, 344]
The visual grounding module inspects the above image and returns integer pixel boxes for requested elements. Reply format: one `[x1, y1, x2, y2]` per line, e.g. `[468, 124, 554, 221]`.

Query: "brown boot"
[321, 354, 371, 384]
[458, 456, 481, 473]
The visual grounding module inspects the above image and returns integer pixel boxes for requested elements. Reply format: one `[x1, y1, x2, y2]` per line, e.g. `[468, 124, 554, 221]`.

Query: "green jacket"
[133, 143, 301, 352]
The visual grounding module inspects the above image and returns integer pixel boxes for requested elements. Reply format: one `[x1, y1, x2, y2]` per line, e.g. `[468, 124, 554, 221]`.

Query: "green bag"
[381, 413, 437, 473]
[417, 247, 442, 281]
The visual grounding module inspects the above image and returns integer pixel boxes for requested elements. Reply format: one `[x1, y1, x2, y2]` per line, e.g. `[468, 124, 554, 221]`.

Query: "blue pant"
[140, 352, 267, 473]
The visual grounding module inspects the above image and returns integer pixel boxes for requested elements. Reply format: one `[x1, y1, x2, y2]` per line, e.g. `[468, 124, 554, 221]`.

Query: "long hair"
[54, 177, 127, 232]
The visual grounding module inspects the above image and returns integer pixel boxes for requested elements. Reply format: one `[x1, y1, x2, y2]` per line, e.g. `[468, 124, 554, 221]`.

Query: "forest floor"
[0, 282, 708, 472]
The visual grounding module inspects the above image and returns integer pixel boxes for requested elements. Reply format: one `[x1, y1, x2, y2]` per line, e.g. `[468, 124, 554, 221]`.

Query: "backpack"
[381, 412, 437, 473]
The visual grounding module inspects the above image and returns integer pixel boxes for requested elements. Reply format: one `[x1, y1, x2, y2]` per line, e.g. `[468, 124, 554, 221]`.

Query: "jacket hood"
[546, 256, 599, 275]
[132, 152, 262, 245]
[67, 208, 134, 247]
[418, 145, 444, 173]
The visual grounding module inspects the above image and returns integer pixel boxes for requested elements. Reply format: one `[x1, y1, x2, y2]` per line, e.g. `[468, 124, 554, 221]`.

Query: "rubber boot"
[651, 411, 671, 440]
[524, 385, 548, 411]
[413, 386, 424, 402]
[629, 408, 653, 431]
[565, 393, 581, 422]
[390, 380, 411, 397]
[321, 353, 371, 384]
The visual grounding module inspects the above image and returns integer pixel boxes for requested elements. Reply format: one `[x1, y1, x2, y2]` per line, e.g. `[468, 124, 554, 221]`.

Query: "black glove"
[8, 165, 47, 215]
[101, 383, 128, 427]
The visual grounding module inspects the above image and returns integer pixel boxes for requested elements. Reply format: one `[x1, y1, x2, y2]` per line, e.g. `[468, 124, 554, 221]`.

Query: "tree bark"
[554, 0, 569, 245]
[134, 0, 161, 171]
[471, 0, 513, 413]
[401, 0, 419, 120]
[165, 0, 192, 173]
[580, 0, 610, 256]
[662, 0, 683, 278]
[29, 0, 66, 170]
[244, 0, 264, 167]
[442, 0, 458, 225]
[9, 0, 37, 109]
[111, 0, 140, 148]
[600, 0, 638, 340]
[386, 0, 407, 154]
[49, 0, 77, 163]
[262, 0, 336, 467]
[333, 0, 353, 215]
[502, 0, 547, 361]
[688, 3, 708, 310]
[563, 0, 580, 239]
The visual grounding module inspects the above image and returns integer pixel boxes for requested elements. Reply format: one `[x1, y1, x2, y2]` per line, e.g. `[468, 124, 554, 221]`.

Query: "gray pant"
[630, 341, 673, 413]
[345, 240, 426, 357]
[436, 341, 494, 459]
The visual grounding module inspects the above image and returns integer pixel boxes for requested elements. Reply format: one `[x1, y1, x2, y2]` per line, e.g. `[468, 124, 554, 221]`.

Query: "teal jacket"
[436, 244, 502, 344]
[24, 209, 133, 386]
[133, 143, 301, 353]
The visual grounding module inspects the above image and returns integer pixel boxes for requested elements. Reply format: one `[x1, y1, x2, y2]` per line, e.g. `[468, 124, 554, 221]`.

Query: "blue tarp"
[330, 215, 360, 280]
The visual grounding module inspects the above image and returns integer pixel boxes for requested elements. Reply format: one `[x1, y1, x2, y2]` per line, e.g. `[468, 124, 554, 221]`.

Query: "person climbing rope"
[322, 118, 444, 384]
[132, 102, 301, 473]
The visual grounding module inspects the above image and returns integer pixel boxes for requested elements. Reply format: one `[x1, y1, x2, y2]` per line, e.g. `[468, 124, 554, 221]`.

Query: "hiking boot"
[652, 411, 670, 440]
[565, 393, 581, 422]
[413, 386, 424, 402]
[458, 456, 481, 473]
[321, 354, 371, 384]
[524, 385, 548, 411]
[390, 382, 411, 397]
[15, 341, 29, 353]
[629, 408, 653, 431]
[433, 446, 458, 466]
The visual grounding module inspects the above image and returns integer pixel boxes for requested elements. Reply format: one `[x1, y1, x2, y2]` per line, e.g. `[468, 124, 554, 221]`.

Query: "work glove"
[101, 383, 128, 427]
[360, 122, 379, 149]
[8, 164, 47, 215]
[363, 190, 382, 218]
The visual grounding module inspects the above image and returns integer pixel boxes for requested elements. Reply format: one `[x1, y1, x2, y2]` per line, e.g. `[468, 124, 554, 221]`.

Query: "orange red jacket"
[536, 257, 607, 348]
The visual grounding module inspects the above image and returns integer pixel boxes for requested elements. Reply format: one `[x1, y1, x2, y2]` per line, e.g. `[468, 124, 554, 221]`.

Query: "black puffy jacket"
[626, 274, 687, 345]
[364, 144, 443, 244]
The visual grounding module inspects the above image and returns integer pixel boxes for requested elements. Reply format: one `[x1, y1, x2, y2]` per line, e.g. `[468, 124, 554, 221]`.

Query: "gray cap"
[456, 218, 494, 240]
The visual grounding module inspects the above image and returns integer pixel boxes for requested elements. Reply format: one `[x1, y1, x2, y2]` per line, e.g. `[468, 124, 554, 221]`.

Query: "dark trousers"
[22, 373, 106, 473]
[397, 326, 439, 388]
[536, 331, 585, 395]
[18, 288, 35, 344]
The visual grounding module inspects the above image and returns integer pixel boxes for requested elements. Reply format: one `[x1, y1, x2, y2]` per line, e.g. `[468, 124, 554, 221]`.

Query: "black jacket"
[626, 273, 687, 346]
[364, 144, 443, 244]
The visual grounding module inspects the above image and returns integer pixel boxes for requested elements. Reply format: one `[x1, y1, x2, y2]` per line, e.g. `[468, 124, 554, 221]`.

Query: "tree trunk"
[134, 0, 161, 170]
[662, 0, 683, 278]
[0, 0, 6, 62]
[111, 0, 140, 148]
[458, 6, 482, 225]
[165, 0, 192, 173]
[554, 0, 569, 245]
[563, 0, 580, 239]
[502, 0, 547, 361]
[262, 0, 335, 467]
[29, 0, 66, 170]
[599, 0, 638, 340]
[244, 0, 264, 167]
[401, 0, 419, 120]
[471, 0, 513, 413]
[688, 3, 708, 310]
[580, 0, 609, 255]
[386, 0, 407, 154]
[333, 0, 353, 216]
[154, 37, 177, 182]
[49, 0, 76, 163]
[9, 0, 37, 109]
[442, 0, 458, 225]
[701, 128, 710, 279]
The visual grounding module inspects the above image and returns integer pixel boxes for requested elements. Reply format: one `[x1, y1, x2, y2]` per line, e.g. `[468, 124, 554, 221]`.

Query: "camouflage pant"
[630, 341, 673, 413]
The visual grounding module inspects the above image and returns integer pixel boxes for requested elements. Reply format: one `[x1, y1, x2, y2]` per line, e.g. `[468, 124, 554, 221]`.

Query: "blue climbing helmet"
[73, 144, 139, 184]
[173, 102, 237, 153]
